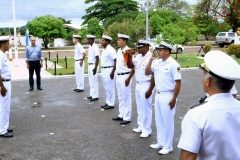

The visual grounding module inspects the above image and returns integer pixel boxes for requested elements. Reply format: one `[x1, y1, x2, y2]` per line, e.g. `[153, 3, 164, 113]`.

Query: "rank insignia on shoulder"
[177, 67, 181, 73]
[190, 101, 207, 109]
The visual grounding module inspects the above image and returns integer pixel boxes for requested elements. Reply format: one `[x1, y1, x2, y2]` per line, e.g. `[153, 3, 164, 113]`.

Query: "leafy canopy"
[29, 15, 66, 48]
[104, 18, 152, 49]
[82, 0, 138, 24]
[195, 0, 240, 32]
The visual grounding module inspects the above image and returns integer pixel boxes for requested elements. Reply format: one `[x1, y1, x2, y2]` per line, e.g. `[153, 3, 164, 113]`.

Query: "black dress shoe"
[101, 104, 108, 108]
[120, 120, 131, 125]
[7, 129, 13, 133]
[112, 116, 123, 121]
[37, 87, 43, 90]
[87, 96, 92, 99]
[29, 87, 33, 91]
[0, 132, 13, 138]
[90, 98, 98, 101]
[73, 89, 78, 91]
[104, 106, 114, 110]
[76, 89, 84, 92]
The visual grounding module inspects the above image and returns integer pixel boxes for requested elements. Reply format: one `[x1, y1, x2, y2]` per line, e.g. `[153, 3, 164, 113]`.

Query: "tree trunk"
[204, 34, 209, 40]
[42, 36, 48, 49]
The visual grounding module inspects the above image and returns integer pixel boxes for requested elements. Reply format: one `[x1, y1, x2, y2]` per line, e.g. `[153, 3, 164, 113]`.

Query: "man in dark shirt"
[24, 36, 43, 91]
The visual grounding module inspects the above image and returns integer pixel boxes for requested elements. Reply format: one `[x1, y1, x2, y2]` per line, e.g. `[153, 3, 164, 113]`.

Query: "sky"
[0, 0, 197, 28]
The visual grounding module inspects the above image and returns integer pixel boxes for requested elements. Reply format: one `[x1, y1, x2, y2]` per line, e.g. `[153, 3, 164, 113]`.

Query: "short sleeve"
[178, 111, 202, 153]
[151, 59, 157, 73]
[0, 54, 3, 70]
[109, 48, 116, 61]
[78, 44, 85, 54]
[93, 45, 100, 56]
[171, 63, 181, 80]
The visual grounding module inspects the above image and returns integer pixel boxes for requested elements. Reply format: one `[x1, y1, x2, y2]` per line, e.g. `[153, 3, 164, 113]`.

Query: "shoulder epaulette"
[190, 101, 207, 109]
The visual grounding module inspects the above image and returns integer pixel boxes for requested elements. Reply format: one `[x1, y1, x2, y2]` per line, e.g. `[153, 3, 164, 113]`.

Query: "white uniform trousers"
[135, 82, 153, 135]
[155, 92, 176, 149]
[101, 68, 115, 106]
[0, 81, 11, 134]
[116, 74, 132, 121]
[88, 64, 99, 98]
[75, 61, 85, 90]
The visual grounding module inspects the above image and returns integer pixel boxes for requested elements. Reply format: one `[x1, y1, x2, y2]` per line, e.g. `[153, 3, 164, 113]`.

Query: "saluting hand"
[169, 98, 176, 110]
[151, 50, 157, 60]
[1, 86, 7, 97]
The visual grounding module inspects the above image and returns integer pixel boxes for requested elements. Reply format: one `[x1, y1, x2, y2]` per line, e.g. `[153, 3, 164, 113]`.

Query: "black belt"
[117, 72, 130, 75]
[2, 79, 11, 81]
[89, 63, 94, 65]
[75, 59, 82, 61]
[102, 66, 113, 69]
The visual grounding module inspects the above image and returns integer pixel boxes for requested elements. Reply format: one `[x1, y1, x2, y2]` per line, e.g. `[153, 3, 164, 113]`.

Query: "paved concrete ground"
[1, 69, 240, 159]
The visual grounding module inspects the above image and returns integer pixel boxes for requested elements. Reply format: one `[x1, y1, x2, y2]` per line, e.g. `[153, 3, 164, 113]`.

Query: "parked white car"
[215, 32, 237, 47]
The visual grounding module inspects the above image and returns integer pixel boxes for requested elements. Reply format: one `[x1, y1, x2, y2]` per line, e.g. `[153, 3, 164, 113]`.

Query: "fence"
[44, 51, 68, 76]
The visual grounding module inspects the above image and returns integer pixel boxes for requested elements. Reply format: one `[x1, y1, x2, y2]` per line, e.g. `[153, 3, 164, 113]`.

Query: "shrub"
[204, 44, 212, 53]
[191, 40, 197, 46]
[227, 44, 240, 58]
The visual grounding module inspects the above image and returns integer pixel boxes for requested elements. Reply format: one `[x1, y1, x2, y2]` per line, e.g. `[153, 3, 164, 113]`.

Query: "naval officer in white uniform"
[100, 35, 117, 110]
[127, 40, 154, 138]
[145, 41, 181, 154]
[178, 51, 240, 160]
[112, 34, 134, 125]
[72, 35, 86, 92]
[86, 35, 100, 101]
[0, 36, 13, 138]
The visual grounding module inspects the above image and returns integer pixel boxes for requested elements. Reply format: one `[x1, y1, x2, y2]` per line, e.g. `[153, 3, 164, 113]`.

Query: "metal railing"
[44, 51, 68, 76]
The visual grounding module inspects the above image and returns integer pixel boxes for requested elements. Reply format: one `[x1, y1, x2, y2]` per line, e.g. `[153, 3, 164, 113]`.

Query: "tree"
[87, 18, 104, 38]
[148, 9, 182, 37]
[58, 17, 73, 40]
[104, 12, 139, 28]
[104, 18, 152, 48]
[157, 0, 189, 13]
[162, 20, 200, 44]
[195, 0, 240, 32]
[29, 15, 67, 48]
[82, 0, 138, 24]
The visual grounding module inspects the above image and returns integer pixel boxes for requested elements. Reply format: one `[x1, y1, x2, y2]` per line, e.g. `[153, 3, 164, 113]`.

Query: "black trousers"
[28, 60, 41, 88]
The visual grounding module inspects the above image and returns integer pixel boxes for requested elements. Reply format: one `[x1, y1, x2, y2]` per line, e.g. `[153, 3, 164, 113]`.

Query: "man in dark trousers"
[24, 36, 43, 91]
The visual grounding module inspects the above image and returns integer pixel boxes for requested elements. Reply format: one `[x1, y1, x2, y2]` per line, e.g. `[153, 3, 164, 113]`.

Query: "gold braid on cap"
[200, 63, 210, 72]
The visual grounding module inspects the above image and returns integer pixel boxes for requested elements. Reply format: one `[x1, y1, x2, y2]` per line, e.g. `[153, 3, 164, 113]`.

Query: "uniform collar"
[160, 56, 172, 63]
[105, 44, 111, 49]
[207, 93, 233, 102]
[120, 45, 128, 51]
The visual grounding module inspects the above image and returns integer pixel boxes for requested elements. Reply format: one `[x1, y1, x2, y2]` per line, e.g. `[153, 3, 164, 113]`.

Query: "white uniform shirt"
[151, 56, 181, 92]
[205, 84, 237, 99]
[0, 51, 11, 79]
[88, 43, 100, 63]
[132, 51, 152, 82]
[178, 93, 240, 160]
[101, 44, 116, 67]
[116, 46, 131, 73]
[74, 42, 85, 60]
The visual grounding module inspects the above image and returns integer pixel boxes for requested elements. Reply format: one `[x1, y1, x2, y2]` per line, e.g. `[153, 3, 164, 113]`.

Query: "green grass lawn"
[46, 58, 102, 75]
[46, 54, 240, 75]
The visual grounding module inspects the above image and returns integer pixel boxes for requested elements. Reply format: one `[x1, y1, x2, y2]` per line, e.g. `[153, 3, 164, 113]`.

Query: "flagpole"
[12, 0, 19, 65]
